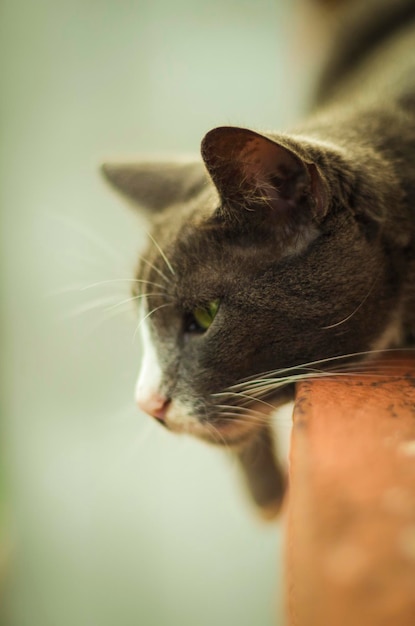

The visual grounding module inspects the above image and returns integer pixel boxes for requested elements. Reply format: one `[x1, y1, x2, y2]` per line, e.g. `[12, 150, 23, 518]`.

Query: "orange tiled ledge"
[285, 354, 415, 626]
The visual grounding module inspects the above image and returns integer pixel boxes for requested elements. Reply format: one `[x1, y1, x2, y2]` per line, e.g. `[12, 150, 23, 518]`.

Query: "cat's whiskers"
[77, 278, 167, 292]
[237, 373, 330, 399]
[138, 255, 172, 286]
[105, 292, 171, 312]
[215, 403, 269, 420]
[64, 295, 127, 318]
[216, 413, 270, 428]
[253, 366, 414, 389]
[222, 347, 415, 393]
[212, 349, 415, 415]
[321, 273, 379, 330]
[231, 370, 380, 399]
[219, 352, 415, 405]
[252, 356, 415, 386]
[63, 288, 171, 321]
[53, 278, 166, 302]
[236, 369, 346, 393]
[203, 421, 230, 449]
[212, 390, 277, 410]
[133, 302, 173, 343]
[216, 417, 265, 433]
[92, 302, 138, 330]
[146, 231, 175, 276]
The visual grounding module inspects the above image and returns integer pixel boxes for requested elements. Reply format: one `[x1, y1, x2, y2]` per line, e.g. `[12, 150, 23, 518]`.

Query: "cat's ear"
[100, 161, 207, 212]
[201, 126, 328, 220]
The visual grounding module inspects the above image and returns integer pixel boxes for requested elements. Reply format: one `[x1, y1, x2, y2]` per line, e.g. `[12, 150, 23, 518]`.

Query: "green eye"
[192, 300, 220, 331]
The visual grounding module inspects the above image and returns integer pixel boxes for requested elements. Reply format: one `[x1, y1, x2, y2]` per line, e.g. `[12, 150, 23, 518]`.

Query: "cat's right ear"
[100, 161, 207, 213]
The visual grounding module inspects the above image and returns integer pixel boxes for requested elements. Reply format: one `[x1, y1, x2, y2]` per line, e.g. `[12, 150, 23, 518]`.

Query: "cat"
[101, 0, 415, 518]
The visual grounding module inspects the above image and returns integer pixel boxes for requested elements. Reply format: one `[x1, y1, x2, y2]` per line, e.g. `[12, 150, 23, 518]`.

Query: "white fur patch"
[135, 303, 162, 406]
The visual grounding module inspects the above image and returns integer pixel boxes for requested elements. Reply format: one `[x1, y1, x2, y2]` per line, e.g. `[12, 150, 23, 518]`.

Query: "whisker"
[80, 278, 167, 292]
[51, 283, 130, 296]
[227, 376, 296, 392]
[239, 370, 349, 392]
[64, 295, 125, 318]
[89, 304, 137, 332]
[138, 255, 171, 286]
[212, 391, 277, 410]
[217, 416, 269, 428]
[242, 371, 359, 392]
[236, 365, 415, 399]
[215, 403, 268, 419]
[132, 302, 173, 343]
[223, 348, 415, 392]
[52, 279, 167, 304]
[146, 231, 175, 276]
[321, 275, 378, 330]
[204, 421, 228, 448]
[215, 357, 415, 409]
[216, 413, 269, 425]
[105, 293, 170, 312]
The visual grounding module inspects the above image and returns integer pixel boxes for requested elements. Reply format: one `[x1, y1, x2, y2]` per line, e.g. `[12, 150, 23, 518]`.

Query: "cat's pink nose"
[136, 391, 170, 423]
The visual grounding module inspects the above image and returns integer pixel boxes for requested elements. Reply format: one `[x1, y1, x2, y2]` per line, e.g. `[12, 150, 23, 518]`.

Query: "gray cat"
[102, 0, 415, 518]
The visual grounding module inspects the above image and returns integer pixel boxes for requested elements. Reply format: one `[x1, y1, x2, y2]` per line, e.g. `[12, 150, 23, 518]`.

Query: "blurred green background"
[0, 1, 315, 625]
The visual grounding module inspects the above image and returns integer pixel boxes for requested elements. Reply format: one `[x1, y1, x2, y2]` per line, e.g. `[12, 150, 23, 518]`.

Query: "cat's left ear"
[201, 126, 328, 221]
[100, 161, 207, 212]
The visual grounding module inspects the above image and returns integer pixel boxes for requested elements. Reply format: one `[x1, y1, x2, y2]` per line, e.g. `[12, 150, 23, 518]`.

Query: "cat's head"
[102, 126, 405, 446]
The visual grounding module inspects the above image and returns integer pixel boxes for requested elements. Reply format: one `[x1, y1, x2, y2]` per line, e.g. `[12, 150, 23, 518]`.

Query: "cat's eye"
[185, 299, 220, 333]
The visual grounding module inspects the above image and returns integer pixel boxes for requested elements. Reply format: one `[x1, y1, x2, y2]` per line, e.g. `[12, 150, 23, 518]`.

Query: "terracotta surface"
[285, 354, 415, 626]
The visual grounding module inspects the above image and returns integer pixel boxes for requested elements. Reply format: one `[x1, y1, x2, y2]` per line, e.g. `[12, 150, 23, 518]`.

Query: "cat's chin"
[162, 398, 275, 449]
[161, 388, 295, 448]
[157, 401, 239, 445]
[169, 416, 260, 449]
[200, 423, 260, 448]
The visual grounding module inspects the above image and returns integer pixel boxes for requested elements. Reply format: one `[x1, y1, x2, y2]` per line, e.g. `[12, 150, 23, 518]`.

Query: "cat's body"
[102, 0, 415, 516]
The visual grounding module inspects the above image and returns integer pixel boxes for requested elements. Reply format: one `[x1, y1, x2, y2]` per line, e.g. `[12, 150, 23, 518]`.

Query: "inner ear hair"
[201, 126, 330, 221]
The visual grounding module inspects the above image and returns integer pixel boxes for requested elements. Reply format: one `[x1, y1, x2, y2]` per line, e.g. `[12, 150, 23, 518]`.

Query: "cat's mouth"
[161, 389, 293, 447]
